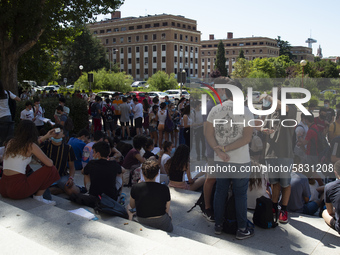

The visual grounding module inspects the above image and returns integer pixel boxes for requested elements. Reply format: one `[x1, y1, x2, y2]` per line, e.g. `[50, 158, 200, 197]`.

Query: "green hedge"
[14, 97, 88, 135]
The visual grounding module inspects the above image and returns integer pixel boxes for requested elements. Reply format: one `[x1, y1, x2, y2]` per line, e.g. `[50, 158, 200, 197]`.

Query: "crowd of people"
[0, 79, 339, 241]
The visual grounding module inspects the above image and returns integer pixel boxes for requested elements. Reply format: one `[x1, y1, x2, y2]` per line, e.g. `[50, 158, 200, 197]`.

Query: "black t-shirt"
[41, 141, 76, 176]
[143, 150, 158, 160]
[84, 159, 122, 200]
[131, 182, 170, 218]
[325, 179, 340, 232]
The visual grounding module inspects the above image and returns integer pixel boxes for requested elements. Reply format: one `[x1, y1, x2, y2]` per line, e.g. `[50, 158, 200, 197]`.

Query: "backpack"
[104, 106, 114, 122]
[64, 116, 74, 132]
[129, 166, 142, 186]
[6, 90, 16, 119]
[292, 124, 304, 150]
[310, 127, 325, 156]
[187, 183, 216, 213]
[91, 102, 97, 117]
[94, 193, 128, 219]
[253, 196, 278, 229]
[222, 194, 238, 234]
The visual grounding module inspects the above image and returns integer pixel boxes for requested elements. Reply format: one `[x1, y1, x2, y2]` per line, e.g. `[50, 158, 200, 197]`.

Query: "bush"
[14, 97, 88, 135]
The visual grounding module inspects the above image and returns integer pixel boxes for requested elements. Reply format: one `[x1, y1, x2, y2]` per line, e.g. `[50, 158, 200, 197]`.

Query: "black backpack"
[187, 183, 216, 213]
[105, 106, 114, 122]
[253, 196, 278, 229]
[222, 194, 238, 234]
[94, 193, 128, 219]
[6, 90, 16, 119]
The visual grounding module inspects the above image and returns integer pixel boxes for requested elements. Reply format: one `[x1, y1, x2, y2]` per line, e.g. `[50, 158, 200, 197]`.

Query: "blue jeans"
[214, 162, 250, 229]
[303, 201, 319, 215]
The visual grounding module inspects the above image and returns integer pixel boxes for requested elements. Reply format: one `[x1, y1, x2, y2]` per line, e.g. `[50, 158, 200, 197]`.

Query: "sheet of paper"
[38, 117, 55, 125]
[151, 147, 160, 156]
[68, 208, 96, 220]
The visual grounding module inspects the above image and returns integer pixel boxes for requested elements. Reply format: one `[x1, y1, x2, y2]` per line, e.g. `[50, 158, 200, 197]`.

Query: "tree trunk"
[1, 48, 19, 95]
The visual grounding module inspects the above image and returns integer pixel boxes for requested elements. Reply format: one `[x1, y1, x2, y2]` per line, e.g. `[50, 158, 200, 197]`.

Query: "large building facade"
[88, 12, 201, 80]
[200, 33, 279, 76]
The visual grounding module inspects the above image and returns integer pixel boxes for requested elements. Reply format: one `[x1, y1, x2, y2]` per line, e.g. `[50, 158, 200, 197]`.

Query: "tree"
[232, 58, 252, 78]
[276, 36, 294, 61]
[59, 27, 110, 85]
[0, 0, 123, 93]
[238, 49, 245, 59]
[214, 41, 228, 76]
[147, 71, 178, 91]
[268, 55, 294, 78]
[251, 58, 276, 78]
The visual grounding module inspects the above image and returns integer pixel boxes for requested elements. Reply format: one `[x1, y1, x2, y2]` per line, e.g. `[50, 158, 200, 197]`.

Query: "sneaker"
[279, 210, 288, 224]
[203, 208, 215, 222]
[214, 225, 223, 235]
[33, 195, 56, 206]
[236, 228, 255, 240]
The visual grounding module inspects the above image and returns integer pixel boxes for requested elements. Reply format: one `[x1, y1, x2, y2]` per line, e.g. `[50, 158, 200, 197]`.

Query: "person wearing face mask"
[324, 100, 335, 123]
[33, 97, 45, 131]
[68, 129, 90, 170]
[314, 108, 328, 133]
[40, 124, 80, 197]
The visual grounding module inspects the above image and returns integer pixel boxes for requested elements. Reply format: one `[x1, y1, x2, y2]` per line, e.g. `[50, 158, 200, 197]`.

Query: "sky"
[96, 0, 340, 58]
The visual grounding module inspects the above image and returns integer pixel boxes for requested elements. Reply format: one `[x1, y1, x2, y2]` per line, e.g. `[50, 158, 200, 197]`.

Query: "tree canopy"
[0, 0, 124, 93]
[147, 71, 178, 91]
[276, 36, 294, 61]
[214, 41, 228, 77]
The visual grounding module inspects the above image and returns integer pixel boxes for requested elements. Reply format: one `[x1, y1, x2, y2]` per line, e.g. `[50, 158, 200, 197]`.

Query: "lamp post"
[79, 65, 83, 77]
[110, 48, 119, 73]
[180, 69, 186, 98]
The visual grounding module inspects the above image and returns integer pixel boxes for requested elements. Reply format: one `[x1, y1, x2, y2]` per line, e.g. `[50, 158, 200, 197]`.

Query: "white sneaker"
[33, 195, 56, 206]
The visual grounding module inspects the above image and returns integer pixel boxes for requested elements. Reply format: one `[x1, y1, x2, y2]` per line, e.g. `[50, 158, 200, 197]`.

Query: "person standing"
[20, 101, 35, 121]
[132, 98, 143, 136]
[0, 81, 21, 146]
[112, 93, 123, 127]
[33, 97, 45, 131]
[120, 97, 132, 140]
[261, 90, 297, 224]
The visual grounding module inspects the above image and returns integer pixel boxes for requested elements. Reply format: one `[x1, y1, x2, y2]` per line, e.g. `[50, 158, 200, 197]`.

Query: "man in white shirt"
[20, 101, 35, 121]
[132, 98, 143, 136]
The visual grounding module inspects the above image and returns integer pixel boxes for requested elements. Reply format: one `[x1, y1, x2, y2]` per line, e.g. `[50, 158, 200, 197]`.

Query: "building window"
[152, 45, 157, 51]
[180, 45, 183, 51]
[144, 46, 148, 52]
[107, 29, 111, 33]
[174, 45, 178, 51]
[259, 49, 263, 53]
[136, 69, 140, 75]
[239, 43, 244, 46]
[136, 46, 140, 53]
[120, 59, 124, 64]
[112, 38, 116, 44]
[154, 23, 160, 27]
[121, 27, 126, 31]
[144, 35, 148, 41]
[191, 36, 193, 42]
[185, 58, 188, 63]
[137, 25, 142, 29]
[120, 48, 124, 54]
[100, 30, 104, 34]
[185, 35, 188, 41]
[145, 68, 148, 74]
[208, 52, 211, 55]
[114, 28, 119, 32]
[226, 51, 229, 54]
[153, 57, 157, 63]
[226, 44, 231, 47]
[214, 51, 216, 55]
[188, 25, 191, 29]
[128, 47, 132, 53]
[171, 22, 175, 26]
[180, 57, 182, 63]
[195, 59, 198, 64]
[202, 52, 205, 55]
[162, 45, 166, 51]
[208, 58, 210, 62]
[153, 34, 157, 40]
[136, 58, 140, 64]
[144, 57, 148, 64]
[162, 57, 166, 63]
[180, 34, 183, 40]
[232, 50, 235, 54]
[183, 24, 186, 28]
[246, 42, 250, 45]
[153, 69, 157, 74]
[177, 23, 181, 27]
[260, 42, 264, 45]
[245, 50, 249, 54]
[129, 26, 134, 30]
[161, 33, 166, 39]
[105, 39, 109, 45]
[208, 65, 210, 69]
[195, 47, 198, 53]
[93, 31, 97, 34]
[185, 46, 188, 52]
[253, 50, 256, 53]
[195, 37, 198, 42]
[253, 42, 258, 45]
[145, 24, 151, 28]
[232, 43, 237, 46]
[190, 47, 193, 52]
[136, 36, 139, 42]
[202, 72, 205, 77]
[174, 57, 178, 63]
[128, 58, 132, 64]
[128, 37, 131, 43]
[162, 22, 168, 26]
[174, 33, 177, 40]
[120, 37, 124, 43]
[193, 26, 196, 30]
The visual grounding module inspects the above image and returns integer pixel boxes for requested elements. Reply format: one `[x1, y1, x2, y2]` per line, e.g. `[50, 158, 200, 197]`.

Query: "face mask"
[263, 99, 271, 107]
[221, 94, 227, 101]
[51, 137, 63, 143]
[324, 104, 329, 108]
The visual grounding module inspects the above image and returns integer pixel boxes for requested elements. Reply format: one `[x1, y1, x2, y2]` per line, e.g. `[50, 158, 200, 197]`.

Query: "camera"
[55, 128, 61, 134]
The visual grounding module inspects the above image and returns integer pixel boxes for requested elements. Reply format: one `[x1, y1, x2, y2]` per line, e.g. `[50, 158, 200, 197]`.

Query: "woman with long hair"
[165, 144, 205, 191]
[0, 81, 21, 146]
[142, 99, 150, 135]
[0, 120, 60, 205]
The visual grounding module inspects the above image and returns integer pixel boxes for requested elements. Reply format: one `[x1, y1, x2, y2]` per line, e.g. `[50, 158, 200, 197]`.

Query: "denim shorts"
[266, 158, 293, 188]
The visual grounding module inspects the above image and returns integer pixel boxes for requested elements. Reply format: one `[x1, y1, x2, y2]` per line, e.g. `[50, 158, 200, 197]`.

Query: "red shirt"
[305, 123, 319, 156]
[314, 117, 326, 133]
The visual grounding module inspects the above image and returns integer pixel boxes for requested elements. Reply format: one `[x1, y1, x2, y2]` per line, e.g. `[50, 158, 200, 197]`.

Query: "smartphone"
[55, 128, 61, 134]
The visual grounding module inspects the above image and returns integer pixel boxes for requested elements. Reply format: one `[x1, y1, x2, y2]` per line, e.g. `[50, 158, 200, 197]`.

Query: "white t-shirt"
[0, 91, 16, 118]
[160, 153, 171, 174]
[207, 100, 253, 164]
[33, 105, 44, 126]
[20, 109, 34, 121]
[157, 109, 167, 125]
[133, 103, 143, 119]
